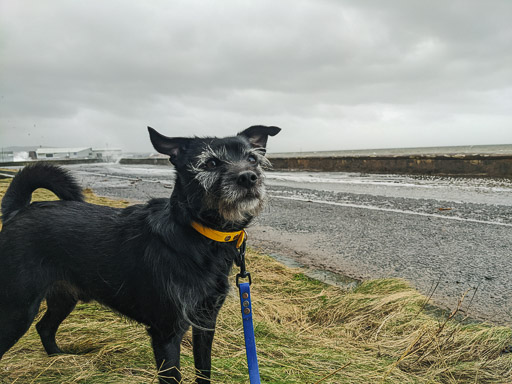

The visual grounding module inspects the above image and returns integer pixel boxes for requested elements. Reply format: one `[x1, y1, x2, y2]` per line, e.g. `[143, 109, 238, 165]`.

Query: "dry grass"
[0, 177, 511, 383]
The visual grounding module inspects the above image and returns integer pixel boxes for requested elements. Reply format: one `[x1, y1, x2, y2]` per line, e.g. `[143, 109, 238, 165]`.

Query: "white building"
[36, 147, 93, 160]
[0, 150, 14, 162]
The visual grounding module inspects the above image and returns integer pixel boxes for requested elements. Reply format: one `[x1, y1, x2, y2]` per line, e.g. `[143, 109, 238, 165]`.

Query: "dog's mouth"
[239, 187, 263, 200]
[231, 184, 266, 203]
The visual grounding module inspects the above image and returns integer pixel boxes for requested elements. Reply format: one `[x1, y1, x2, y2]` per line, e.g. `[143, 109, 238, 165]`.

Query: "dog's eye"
[247, 155, 257, 165]
[205, 159, 218, 169]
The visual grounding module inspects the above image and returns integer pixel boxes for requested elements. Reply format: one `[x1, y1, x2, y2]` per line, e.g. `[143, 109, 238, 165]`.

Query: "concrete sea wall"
[268, 154, 512, 178]
[121, 154, 512, 178]
[119, 158, 169, 165]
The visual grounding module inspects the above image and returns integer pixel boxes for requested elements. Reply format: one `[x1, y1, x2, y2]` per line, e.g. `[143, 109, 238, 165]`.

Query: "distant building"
[2, 147, 123, 162]
[0, 150, 14, 162]
[36, 147, 93, 160]
[0, 146, 39, 162]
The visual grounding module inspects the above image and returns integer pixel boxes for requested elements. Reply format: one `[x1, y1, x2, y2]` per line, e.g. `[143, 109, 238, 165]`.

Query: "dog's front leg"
[193, 326, 216, 383]
[192, 294, 226, 383]
[149, 328, 187, 384]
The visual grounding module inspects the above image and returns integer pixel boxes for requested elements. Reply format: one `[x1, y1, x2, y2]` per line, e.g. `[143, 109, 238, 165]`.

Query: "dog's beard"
[204, 183, 266, 223]
[218, 195, 265, 222]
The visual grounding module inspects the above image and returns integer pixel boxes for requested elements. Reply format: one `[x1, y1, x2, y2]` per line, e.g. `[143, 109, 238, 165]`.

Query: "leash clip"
[236, 239, 251, 287]
[236, 272, 252, 287]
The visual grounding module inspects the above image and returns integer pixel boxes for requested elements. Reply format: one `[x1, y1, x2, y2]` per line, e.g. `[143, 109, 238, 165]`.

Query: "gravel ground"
[65, 163, 512, 326]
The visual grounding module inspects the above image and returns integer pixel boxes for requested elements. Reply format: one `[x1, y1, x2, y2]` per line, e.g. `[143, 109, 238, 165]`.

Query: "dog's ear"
[238, 125, 281, 152]
[148, 127, 191, 166]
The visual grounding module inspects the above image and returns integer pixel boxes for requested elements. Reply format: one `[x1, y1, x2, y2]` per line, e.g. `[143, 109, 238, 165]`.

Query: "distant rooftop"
[2, 146, 40, 152]
[36, 147, 91, 154]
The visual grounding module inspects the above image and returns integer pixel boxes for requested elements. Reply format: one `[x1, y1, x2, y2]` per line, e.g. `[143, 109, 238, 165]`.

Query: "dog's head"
[148, 125, 281, 226]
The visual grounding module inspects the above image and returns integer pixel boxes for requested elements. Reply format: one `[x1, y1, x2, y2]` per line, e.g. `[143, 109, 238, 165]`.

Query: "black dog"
[0, 125, 280, 383]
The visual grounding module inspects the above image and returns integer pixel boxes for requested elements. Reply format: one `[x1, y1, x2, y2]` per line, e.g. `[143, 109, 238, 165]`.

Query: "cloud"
[1, 0, 511, 152]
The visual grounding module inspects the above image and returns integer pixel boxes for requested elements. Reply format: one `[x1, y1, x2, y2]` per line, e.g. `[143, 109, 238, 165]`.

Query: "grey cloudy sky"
[1, 0, 511, 153]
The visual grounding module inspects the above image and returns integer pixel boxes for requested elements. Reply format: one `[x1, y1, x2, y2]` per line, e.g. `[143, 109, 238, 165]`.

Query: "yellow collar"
[191, 221, 247, 249]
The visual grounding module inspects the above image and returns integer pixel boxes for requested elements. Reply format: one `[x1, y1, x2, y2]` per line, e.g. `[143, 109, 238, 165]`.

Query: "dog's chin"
[217, 195, 265, 223]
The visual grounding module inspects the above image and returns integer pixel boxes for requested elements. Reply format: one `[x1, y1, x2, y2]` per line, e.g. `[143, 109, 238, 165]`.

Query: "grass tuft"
[0, 177, 511, 383]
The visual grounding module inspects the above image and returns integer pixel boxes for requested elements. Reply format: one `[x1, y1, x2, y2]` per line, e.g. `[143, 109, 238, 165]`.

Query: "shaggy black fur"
[0, 125, 280, 383]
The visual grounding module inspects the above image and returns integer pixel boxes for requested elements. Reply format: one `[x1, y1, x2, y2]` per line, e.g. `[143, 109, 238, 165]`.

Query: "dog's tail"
[1, 163, 84, 222]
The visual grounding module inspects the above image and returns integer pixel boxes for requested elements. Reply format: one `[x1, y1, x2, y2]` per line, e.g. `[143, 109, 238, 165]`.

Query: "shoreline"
[2, 149, 512, 178]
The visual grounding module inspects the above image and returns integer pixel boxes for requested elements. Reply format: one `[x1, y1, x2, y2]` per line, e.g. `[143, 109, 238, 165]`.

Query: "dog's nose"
[237, 171, 258, 188]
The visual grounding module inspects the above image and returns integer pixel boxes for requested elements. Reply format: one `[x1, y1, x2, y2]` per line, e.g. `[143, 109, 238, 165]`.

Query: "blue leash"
[238, 282, 261, 383]
[236, 239, 261, 384]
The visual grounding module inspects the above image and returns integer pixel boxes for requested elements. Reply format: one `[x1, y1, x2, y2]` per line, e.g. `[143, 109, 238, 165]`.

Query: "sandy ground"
[64, 163, 512, 326]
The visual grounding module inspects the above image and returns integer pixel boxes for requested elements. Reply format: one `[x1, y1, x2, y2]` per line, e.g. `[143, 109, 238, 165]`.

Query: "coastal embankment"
[117, 154, 512, 178]
[267, 154, 512, 178]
